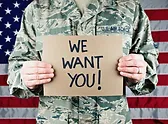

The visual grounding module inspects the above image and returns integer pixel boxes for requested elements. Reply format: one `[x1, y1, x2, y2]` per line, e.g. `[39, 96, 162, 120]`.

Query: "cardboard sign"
[42, 35, 123, 96]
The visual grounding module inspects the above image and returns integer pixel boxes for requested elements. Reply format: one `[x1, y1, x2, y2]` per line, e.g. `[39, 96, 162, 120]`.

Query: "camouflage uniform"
[7, 0, 158, 123]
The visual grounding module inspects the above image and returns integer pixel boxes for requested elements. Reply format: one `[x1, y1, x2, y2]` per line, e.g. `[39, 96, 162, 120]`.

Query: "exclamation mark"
[98, 70, 101, 90]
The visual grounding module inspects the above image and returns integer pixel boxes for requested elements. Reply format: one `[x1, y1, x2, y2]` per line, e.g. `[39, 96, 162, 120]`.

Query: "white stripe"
[150, 21, 168, 31]
[140, 0, 168, 9]
[0, 64, 8, 75]
[0, 108, 37, 119]
[0, 86, 39, 97]
[1, 86, 168, 97]
[130, 108, 168, 119]
[157, 42, 168, 53]
[126, 86, 168, 97]
[0, 86, 11, 96]
[157, 64, 168, 74]
[0, 108, 167, 119]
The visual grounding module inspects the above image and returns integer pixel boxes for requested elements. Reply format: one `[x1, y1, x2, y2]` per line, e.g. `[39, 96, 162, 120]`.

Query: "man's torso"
[28, 0, 138, 123]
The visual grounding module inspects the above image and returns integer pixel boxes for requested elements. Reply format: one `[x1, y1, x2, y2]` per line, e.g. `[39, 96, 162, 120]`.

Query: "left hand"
[117, 54, 147, 83]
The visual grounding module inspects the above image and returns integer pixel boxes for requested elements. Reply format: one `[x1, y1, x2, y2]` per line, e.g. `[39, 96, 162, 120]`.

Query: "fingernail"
[120, 72, 123, 75]
[118, 63, 121, 67]
[51, 73, 54, 77]
[51, 69, 54, 72]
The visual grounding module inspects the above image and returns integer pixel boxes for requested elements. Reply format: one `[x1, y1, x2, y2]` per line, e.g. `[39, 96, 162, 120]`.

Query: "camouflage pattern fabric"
[7, 0, 158, 123]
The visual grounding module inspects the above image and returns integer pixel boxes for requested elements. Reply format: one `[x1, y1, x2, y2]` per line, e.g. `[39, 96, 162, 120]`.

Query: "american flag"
[0, 0, 167, 124]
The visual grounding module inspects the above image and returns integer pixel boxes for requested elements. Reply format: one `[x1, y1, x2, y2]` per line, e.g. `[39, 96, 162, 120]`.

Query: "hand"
[117, 54, 147, 83]
[20, 61, 55, 89]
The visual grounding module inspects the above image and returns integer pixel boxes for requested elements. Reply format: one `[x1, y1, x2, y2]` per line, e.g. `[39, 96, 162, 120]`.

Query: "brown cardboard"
[42, 35, 123, 96]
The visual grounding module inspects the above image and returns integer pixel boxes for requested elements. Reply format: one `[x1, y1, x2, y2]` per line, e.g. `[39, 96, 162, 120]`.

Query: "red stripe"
[0, 97, 39, 108]
[1, 75, 167, 88]
[152, 31, 168, 42]
[158, 53, 168, 64]
[0, 75, 8, 86]
[0, 119, 36, 124]
[3, 92, 168, 108]
[132, 119, 168, 124]
[0, 118, 167, 124]
[127, 97, 168, 108]
[145, 9, 168, 20]
[125, 75, 167, 86]
[158, 75, 168, 86]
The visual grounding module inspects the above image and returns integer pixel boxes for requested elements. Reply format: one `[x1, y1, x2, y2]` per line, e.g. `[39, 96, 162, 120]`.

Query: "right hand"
[20, 61, 55, 89]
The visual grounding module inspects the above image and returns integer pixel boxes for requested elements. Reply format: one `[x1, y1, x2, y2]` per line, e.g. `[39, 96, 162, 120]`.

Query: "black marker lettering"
[68, 73, 77, 87]
[95, 56, 103, 69]
[81, 40, 88, 52]
[86, 73, 95, 88]
[69, 40, 80, 52]
[84, 56, 94, 68]
[73, 57, 84, 68]
[62, 57, 75, 69]
[75, 74, 86, 87]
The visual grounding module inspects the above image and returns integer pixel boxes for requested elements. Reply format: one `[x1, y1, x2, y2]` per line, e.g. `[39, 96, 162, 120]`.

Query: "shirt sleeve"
[7, 2, 42, 98]
[126, 2, 159, 95]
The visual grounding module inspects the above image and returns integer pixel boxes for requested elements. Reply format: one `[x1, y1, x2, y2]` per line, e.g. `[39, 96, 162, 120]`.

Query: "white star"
[5, 50, 11, 56]
[5, 36, 11, 42]
[13, 15, 20, 22]
[13, 30, 18, 36]
[14, 1, 20, 8]
[5, 8, 11, 14]
[0, 31, 2, 36]
[0, 3, 2, 8]
[0, 45, 2, 50]
[5, 22, 11, 28]
[13, 1, 20, 8]
[0, 17, 3, 22]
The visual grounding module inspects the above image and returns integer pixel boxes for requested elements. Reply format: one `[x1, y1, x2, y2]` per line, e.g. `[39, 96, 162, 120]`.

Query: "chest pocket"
[96, 25, 132, 56]
[36, 18, 72, 35]
[35, 17, 73, 59]
[96, 9, 133, 55]
[47, 19, 72, 35]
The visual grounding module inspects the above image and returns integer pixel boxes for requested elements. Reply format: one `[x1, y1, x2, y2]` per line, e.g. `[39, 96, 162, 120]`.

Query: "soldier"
[7, 0, 158, 123]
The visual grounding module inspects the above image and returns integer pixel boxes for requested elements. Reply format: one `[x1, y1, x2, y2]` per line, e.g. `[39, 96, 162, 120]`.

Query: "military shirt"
[7, 0, 158, 124]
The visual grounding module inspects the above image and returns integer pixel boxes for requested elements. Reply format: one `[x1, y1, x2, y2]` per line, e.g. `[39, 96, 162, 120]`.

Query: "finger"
[26, 78, 52, 87]
[118, 67, 146, 74]
[28, 86, 35, 90]
[23, 73, 55, 81]
[119, 54, 144, 62]
[120, 72, 144, 81]
[118, 60, 146, 67]
[23, 61, 52, 68]
[22, 68, 54, 74]
[28, 85, 40, 90]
